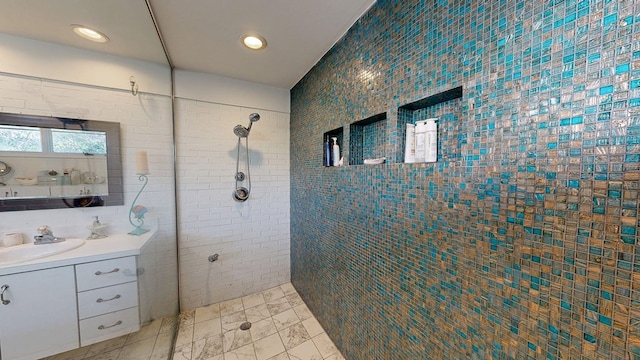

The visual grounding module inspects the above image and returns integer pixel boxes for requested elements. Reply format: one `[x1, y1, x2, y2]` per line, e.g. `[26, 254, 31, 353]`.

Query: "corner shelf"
[398, 86, 463, 162]
[349, 113, 387, 165]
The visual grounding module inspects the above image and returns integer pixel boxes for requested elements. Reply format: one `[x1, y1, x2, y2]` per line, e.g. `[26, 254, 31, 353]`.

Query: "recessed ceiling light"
[71, 25, 109, 43]
[241, 34, 267, 50]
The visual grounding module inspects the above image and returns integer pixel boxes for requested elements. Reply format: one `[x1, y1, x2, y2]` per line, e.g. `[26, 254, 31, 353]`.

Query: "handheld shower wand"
[233, 113, 260, 138]
[232, 113, 260, 202]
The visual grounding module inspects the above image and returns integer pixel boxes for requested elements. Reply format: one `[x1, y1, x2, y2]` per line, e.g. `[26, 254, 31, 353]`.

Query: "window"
[0, 125, 42, 152]
[0, 125, 106, 154]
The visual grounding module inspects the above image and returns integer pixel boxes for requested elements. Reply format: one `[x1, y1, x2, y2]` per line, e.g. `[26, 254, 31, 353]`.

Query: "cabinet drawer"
[76, 256, 137, 291]
[78, 281, 138, 319]
[79, 306, 140, 347]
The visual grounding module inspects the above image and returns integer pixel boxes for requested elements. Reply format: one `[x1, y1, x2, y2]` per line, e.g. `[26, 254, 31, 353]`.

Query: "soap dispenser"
[87, 216, 108, 239]
[331, 137, 340, 166]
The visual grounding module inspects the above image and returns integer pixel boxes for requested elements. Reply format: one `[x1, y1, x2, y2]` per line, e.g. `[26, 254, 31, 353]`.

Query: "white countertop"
[0, 230, 156, 276]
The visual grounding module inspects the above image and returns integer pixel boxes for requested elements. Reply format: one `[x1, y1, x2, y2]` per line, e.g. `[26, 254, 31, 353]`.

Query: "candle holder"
[128, 174, 149, 235]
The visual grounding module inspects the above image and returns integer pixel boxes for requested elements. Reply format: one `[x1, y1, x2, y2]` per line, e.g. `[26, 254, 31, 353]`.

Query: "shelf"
[349, 113, 387, 165]
[323, 127, 344, 167]
[398, 86, 463, 162]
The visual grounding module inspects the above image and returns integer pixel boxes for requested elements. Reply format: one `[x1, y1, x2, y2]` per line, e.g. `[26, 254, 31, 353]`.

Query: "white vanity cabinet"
[0, 231, 153, 359]
[75, 256, 140, 346]
[0, 266, 79, 360]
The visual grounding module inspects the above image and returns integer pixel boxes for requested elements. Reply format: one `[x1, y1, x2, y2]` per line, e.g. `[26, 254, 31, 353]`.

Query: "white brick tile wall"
[175, 98, 290, 310]
[0, 72, 291, 314]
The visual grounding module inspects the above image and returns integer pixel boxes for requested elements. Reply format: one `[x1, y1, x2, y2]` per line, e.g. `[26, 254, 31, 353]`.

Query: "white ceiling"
[0, 0, 375, 89]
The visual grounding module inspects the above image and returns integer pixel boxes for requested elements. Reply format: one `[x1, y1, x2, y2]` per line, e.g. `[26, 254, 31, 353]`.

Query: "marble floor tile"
[85, 347, 121, 360]
[285, 293, 305, 308]
[278, 323, 311, 350]
[254, 333, 286, 360]
[85, 335, 128, 357]
[245, 303, 272, 323]
[192, 334, 224, 360]
[280, 283, 297, 296]
[175, 320, 195, 346]
[220, 298, 245, 316]
[323, 353, 346, 360]
[292, 304, 313, 321]
[126, 318, 163, 344]
[262, 286, 286, 302]
[195, 303, 221, 323]
[250, 317, 278, 342]
[286, 339, 322, 360]
[223, 343, 257, 360]
[242, 292, 266, 309]
[45, 345, 91, 360]
[150, 331, 173, 359]
[222, 311, 248, 332]
[311, 333, 338, 359]
[118, 337, 155, 360]
[223, 328, 254, 352]
[272, 309, 300, 331]
[301, 318, 324, 338]
[266, 296, 292, 316]
[266, 352, 291, 360]
[194, 317, 223, 341]
[172, 342, 193, 360]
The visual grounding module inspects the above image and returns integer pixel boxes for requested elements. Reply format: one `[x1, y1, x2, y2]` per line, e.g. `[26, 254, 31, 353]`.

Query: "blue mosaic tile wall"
[290, 0, 640, 358]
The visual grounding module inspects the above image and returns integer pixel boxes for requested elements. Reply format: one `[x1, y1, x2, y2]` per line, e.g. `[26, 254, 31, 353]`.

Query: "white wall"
[174, 70, 289, 113]
[174, 71, 291, 310]
[0, 35, 178, 321]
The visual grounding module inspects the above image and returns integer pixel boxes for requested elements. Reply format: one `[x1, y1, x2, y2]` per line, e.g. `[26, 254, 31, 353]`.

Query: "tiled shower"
[291, 0, 640, 359]
[2, 0, 640, 358]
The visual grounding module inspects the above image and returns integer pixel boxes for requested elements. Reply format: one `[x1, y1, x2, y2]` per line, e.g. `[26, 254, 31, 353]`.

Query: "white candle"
[136, 151, 149, 175]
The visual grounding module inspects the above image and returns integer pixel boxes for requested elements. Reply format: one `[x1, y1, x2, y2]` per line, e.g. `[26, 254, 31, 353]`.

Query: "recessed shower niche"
[322, 127, 344, 167]
[349, 112, 387, 165]
[398, 86, 463, 162]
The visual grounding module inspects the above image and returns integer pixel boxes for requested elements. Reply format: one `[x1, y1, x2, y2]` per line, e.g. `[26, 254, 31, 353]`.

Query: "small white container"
[331, 137, 340, 166]
[414, 120, 427, 162]
[424, 118, 438, 162]
[2, 233, 24, 247]
[404, 124, 416, 163]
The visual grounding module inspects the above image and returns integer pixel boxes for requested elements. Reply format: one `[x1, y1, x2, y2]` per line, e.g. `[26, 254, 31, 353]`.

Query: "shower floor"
[172, 282, 345, 360]
[45, 283, 344, 360]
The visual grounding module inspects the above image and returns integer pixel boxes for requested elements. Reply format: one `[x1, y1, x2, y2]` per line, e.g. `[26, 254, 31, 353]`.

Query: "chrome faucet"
[33, 225, 65, 244]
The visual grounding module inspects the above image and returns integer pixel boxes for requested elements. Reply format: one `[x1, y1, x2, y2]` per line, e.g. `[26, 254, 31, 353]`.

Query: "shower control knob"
[208, 254, 220, 262]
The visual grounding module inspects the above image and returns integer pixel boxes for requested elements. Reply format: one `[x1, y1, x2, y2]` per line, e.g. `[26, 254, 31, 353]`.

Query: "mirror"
[0, 112, 123, 211]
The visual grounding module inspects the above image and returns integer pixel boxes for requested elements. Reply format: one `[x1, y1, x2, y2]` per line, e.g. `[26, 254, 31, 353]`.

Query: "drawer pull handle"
[98, 320, 123, 330]
[95, 268, 120, 276]
[1, 285, 10, 305]
[96, 294, 121, 303]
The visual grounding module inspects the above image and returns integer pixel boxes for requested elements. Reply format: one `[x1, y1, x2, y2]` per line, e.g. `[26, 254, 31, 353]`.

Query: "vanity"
[0, 231, 155, 360]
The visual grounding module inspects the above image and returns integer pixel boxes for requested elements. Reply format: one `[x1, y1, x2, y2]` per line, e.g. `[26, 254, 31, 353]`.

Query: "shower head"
[234, 124, 250, 138]
[233, 113, 261, 138]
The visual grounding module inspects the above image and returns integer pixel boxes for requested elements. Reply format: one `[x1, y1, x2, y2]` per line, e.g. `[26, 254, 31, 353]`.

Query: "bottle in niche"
[414, 120, 427, 162]
[404, 123, 416, 163]
[331, 137, 340, 166]
[424, 118, 438, 162]
[323, 137, 332, 166]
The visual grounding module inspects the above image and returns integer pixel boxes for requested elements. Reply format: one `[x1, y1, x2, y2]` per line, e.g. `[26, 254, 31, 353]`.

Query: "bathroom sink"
[0, 238, 85, 266]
